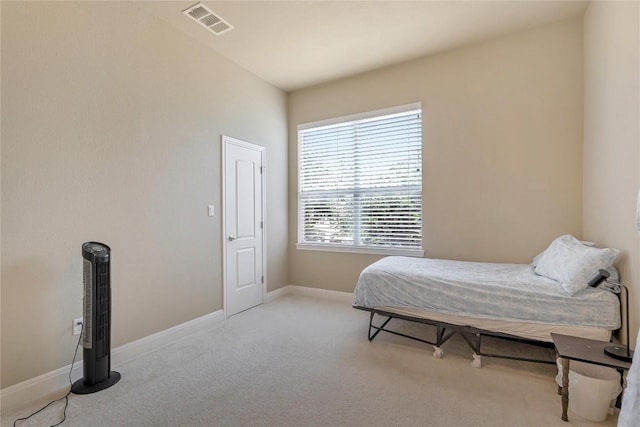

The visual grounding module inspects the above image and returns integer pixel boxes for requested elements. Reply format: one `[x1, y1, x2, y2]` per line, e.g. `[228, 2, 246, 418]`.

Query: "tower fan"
[71, 242, 121, 394]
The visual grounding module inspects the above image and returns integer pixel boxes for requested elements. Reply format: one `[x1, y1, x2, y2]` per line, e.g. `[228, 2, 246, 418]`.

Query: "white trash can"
[556, 359, 622, 422]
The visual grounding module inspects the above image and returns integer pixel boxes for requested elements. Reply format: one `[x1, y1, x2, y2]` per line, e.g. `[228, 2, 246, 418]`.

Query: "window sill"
[296, 243, 424, 257]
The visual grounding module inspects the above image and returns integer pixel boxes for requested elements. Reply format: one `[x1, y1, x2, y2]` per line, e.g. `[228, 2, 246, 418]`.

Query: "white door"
[223, 136, 265, 317]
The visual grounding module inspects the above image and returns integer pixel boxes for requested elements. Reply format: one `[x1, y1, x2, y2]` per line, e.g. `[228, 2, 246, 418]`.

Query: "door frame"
[221, 135, 267, 319]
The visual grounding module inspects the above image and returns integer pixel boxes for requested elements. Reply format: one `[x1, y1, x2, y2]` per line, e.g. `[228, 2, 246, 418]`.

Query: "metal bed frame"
[354, 305, 557, 367]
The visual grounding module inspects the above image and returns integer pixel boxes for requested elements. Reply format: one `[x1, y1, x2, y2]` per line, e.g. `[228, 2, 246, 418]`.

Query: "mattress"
[353, 256, 621, 335]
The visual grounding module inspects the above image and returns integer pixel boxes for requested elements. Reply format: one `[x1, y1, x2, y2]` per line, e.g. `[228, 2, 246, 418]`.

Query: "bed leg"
[367, 312, 391, 342]
[433, 346, 443, 359]
[471, 354, 482, 368]
[470, 334, 482, 367]
[436, 326, 445, 346]
[367, 312, 376, 341]
[434, 327, 447, 358]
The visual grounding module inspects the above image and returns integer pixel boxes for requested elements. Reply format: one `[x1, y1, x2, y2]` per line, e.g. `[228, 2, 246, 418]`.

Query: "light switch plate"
[208, 205, 215, 217]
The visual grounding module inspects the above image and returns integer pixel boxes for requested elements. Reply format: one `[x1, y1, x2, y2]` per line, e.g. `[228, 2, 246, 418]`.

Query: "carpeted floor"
[4, 295, 619, 426]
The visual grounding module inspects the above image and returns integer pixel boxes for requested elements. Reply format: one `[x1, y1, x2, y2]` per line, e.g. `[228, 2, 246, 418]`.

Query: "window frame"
[296, 102, 424, 257]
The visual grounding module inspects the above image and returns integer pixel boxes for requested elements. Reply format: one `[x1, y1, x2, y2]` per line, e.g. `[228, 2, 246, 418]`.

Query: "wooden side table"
[551, 333, 632, 422]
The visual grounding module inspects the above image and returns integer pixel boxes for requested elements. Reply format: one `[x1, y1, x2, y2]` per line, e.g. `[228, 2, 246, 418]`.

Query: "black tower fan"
[71, 242, 121, 394]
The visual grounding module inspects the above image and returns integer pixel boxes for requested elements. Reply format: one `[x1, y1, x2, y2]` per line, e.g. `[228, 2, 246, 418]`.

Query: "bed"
[352, 236, 621, 366]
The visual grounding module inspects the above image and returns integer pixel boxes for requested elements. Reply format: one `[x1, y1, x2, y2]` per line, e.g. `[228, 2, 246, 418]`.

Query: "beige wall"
[288, 19, 584, 292]
[3, 0, 635, 392]
[583, 1, 640, 348]
[0, 1, 288, 388]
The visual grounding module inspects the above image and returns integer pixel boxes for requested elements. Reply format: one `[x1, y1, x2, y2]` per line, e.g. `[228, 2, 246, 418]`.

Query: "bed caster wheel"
[433, 346, 443, 359]
[471, 354, 482, 368]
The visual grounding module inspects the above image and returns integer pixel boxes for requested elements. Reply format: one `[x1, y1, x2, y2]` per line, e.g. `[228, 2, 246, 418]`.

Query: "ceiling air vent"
[183, 2, 234, 36]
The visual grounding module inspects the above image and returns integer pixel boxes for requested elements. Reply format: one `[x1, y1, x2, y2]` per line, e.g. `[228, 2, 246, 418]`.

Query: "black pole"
[604, 282, 634, 363]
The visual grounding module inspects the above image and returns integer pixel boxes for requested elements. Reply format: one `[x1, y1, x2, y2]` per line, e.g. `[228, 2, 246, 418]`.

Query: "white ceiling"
[137, 0, 589, 92]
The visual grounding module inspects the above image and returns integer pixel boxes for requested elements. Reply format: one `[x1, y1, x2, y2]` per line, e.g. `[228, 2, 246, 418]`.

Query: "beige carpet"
[4, 295, 618, 426]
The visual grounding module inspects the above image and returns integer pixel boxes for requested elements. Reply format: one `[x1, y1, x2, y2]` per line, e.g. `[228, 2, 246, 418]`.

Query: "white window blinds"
[298, 104, 422, 254]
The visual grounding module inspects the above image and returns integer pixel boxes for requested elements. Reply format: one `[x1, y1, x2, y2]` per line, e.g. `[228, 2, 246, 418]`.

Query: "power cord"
[14, 323, 84, 427]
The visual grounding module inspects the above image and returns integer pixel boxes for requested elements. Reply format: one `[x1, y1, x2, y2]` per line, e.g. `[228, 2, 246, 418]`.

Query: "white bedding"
[353, 256, 620, 335]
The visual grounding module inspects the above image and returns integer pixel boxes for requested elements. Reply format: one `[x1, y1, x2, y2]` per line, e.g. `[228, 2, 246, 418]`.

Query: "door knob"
[228, 235, 236, 241]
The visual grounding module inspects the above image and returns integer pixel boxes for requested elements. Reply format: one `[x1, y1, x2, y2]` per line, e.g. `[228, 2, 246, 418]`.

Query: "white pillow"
[534, 234, 619, 295]
[531, 240, 594, 266]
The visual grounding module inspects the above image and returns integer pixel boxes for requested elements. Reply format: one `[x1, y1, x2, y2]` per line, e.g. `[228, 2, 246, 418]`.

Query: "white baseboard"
[0, 309, 223, 414]
[2, 286, 351, 414]
[288, 284, 354, 303]
[264, 285, 290, 303]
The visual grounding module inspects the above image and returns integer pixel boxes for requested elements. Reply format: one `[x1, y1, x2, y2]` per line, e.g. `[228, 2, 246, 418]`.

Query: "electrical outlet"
[73, 318, 83, 336]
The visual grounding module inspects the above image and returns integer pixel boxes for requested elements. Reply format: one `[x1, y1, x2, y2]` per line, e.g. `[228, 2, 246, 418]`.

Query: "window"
[297, 103, 423, 256]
